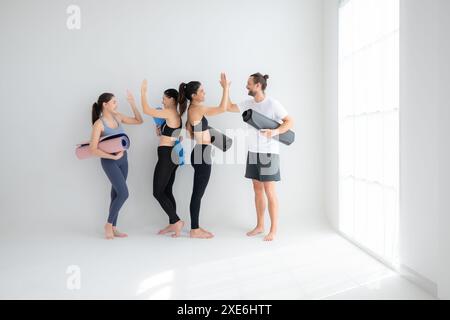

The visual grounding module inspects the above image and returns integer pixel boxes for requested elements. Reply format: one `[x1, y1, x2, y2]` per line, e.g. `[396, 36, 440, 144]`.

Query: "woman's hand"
[126, 90, 136, 105]
[141, 79, 148, 93]
[219, 73, 231, 89]
[112, 151, 125, 160]
[156, 126, 162, 136]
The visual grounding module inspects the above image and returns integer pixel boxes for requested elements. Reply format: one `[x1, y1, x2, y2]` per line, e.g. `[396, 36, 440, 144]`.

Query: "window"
[338, 0, 399, 265]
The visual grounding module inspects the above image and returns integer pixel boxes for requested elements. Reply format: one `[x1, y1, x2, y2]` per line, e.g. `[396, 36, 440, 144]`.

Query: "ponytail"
[178, 81, 201, 117]
[91, 92, 114, 124]
[178, 82, 188, 117]
[92, 102, 102, 124]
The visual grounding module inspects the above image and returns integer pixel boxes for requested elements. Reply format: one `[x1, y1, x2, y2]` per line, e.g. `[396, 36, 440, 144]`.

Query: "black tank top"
[161, 117, 182, 137]
[192, 116, 209, 132]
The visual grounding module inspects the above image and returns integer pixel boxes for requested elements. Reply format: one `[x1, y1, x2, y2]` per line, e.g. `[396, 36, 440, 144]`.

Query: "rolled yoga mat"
[242, 109, 295, 146]
[75, 133, 130, 160]
[208, 126, 233, 152]
[152, 108, 166, 127]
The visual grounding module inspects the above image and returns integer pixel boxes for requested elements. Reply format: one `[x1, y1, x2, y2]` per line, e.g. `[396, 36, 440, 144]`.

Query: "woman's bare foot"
[104, 223, 114, 240]
[158, 221, 185, 238]
[246, 226, 265, 237]
[200, 227, 214, 237]
[263, 232, 276, 241]
[190, 228, 214, 239]
[112, 227, 128, 238]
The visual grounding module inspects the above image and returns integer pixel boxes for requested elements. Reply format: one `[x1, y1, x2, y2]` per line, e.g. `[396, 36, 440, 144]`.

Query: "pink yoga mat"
[75, 133, 130, 160]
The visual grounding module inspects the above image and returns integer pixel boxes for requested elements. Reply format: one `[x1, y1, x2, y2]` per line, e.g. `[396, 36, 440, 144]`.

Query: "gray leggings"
[101, 152, 129, 226]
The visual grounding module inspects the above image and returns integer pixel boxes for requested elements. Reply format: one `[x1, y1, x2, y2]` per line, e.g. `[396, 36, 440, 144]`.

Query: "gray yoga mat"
[208, 126, 233, 152]
[242, 109, 295, 146]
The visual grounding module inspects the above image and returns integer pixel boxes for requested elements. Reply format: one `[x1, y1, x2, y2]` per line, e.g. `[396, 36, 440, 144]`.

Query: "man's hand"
[260, 129, 279, 138]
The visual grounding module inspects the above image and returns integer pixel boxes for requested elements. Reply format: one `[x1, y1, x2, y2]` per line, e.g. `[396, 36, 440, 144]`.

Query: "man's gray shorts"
[245, 152, 281, 182]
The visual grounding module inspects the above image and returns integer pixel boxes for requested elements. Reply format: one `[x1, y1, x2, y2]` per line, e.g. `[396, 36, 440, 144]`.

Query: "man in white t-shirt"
[228, 73, 294, 241]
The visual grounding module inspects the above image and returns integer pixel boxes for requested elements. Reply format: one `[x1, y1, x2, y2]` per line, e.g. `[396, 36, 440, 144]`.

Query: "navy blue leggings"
[101, 152, 129, 226]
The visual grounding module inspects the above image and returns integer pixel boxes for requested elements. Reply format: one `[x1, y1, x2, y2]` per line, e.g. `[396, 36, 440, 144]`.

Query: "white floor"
[0, 220, 435, 300]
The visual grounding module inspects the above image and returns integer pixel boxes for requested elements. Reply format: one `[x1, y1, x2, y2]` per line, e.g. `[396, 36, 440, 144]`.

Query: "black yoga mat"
[242, 109, 295, 146]
[208, 126, 233, 152]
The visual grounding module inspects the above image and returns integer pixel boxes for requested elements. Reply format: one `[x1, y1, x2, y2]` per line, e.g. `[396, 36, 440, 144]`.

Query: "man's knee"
[263, 182, 277, 199]
[252, 180, 265, 195]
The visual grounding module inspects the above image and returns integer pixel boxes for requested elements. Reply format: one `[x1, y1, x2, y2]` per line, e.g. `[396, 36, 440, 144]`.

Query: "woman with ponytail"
[179, 73, 231, 239]
[140, 80, 185, 238]
[89, 91, 143, 240]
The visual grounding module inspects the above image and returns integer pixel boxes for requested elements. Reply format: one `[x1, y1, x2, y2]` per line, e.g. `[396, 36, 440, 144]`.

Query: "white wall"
[399, 0, 439, 293]
[436, 0, 450, 300]
[323, 0, 450, 298]
[323, 0, 339, 230]
[399, 0, 450, 298]
[0, 0, 325, 234]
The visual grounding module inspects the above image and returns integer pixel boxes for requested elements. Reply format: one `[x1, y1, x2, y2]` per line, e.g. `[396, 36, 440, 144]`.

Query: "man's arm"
[227, 101, 241, 113]
[260, 115, 294, 138]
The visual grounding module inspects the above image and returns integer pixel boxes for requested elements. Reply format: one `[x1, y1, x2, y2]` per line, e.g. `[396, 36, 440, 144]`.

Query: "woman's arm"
[141, 79, 172, 119]
[115, 90, 144, 125]
[185, 116, 194, 139]
[89, 121, 121, 160]
[204, 73, 231, 117]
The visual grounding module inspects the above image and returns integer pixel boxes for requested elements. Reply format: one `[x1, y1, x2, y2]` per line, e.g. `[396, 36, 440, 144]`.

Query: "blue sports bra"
[100, 116, 125, 137]
[191, 116, 209, 133]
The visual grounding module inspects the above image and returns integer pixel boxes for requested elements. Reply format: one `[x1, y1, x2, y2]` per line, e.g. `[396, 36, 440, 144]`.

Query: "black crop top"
[161, 118, 182, 137]
[192, 116, 209, 133]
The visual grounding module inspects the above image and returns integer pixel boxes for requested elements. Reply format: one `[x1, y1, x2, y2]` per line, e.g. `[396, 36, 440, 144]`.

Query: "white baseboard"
[398, 264, 439, 299]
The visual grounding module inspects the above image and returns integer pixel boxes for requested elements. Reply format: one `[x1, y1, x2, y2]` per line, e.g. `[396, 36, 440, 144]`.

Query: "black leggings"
[190, 144, 212, 229]
[153, 146, 180, 224]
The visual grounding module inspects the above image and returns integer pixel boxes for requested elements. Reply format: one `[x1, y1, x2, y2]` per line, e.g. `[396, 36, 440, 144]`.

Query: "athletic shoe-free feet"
[246, 226, 265, 237]
[190, 228, 214, 239]
[158, 220, 185, 238]
[263, 232, 276, 241]
[113, 227, 128, 238]
[104, 223, 114, 240]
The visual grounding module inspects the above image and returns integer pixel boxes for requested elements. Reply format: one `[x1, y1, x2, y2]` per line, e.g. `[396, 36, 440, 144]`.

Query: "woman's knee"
[118, 186, 129, 201]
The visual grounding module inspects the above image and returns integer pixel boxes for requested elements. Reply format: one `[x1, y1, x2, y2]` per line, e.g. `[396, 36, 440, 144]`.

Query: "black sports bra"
[161, 118, 182, 137]
[192, 116, 209, 133]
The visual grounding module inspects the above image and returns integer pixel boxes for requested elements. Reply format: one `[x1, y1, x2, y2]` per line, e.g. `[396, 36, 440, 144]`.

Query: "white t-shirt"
[237, 97, 288, 154]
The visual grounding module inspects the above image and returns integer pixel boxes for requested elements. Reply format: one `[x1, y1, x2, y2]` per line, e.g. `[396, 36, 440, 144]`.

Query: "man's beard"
[248, 90, 255, 97]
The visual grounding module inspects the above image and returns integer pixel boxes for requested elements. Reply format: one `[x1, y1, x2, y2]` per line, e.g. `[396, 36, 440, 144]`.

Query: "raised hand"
[141, 79, 148, 93]
[219, 73, 231, 89]
[126, 90, 135, 105]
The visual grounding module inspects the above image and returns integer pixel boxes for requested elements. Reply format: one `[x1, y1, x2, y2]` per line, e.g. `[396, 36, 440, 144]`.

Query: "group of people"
[88, 72, 294, 241]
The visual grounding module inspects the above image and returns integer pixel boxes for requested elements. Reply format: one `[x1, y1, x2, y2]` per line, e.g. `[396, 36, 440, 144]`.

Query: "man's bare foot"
[104, 223, 114, 240]
[263, 232, 276, 241]
[247, 226, 265, 237]
[158, 221, 185, 238]
[112, 227, 128, 238]
[190, 228, 214, 239]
